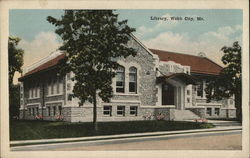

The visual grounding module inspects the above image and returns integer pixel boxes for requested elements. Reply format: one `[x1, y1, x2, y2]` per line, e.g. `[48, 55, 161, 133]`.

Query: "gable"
[150, 49, 223, 75]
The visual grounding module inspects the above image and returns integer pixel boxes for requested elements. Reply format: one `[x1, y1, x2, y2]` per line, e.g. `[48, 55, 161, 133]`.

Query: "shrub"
[199, 123, 215, 128]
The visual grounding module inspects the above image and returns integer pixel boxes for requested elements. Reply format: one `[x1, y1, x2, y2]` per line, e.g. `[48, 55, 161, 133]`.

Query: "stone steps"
[173, 109, 200, 121]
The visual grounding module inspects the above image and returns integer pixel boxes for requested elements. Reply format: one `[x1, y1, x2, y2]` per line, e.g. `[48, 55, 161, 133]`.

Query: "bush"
[199, 123, 215, 128]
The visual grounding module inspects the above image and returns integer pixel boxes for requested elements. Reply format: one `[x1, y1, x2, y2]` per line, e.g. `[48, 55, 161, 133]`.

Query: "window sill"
[129, 115, 137, 117]
[103, 115, 112, 117]
[47, 94, 63, 97]
[117, 115, 125, 117]
[28, 97, 40, 99]
[114, 93, 139, 96]
[196, 96, 206, 99]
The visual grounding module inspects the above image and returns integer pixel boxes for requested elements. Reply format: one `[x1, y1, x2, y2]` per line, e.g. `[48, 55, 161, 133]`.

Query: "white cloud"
[13, 31, 61, 84]
[142, 25, 242, 66]
[19, 31, 61, 68]
[136, 13, 178, 39]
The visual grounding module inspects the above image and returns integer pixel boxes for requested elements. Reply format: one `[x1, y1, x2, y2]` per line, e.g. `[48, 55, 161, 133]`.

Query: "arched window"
[129, 67, 137, 93]
[116, 66, 125, 93]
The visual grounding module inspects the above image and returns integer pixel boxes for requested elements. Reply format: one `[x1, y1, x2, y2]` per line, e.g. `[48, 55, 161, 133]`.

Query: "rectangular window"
[48, 107, 51, 116]
[215, 108, 220, 115]
[59, 106, 62, 115]
[206, 108, 212, 116]
[187, 90, 190, 95]
[103, 106, 112, 116]
[53, 106, 56, 116]
[130, 106, 138, 116]
[187, 98, 190, 103]
[197, 81, 203, 97]
[117, 106, 125, 116]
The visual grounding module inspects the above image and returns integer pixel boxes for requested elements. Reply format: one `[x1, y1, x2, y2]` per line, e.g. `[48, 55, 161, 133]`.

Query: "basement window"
[215, 108, 220, 115]
[130, 106, 138, 116]
[117, 106, 125, 116]
[206, 108, 212, 116]
[103, 106, 112, 116]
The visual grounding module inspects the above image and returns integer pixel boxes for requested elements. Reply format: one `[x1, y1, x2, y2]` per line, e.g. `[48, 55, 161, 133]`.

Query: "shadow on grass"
[10, 119, 214, 141]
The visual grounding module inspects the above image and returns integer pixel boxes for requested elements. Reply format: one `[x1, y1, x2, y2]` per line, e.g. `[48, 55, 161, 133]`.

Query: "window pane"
[129, 67, 137, 73]
[116, 82, 123, 87]
[206, 108, 212, 116]
[116, 73, 124, 81]
[103, 106, 112, 116]
[129, 83, 136, 93]
[116, 87, 124, 93]
[130, 106, 138, 116]
[129, 74, 136, 82]
[117, 106, 125, 116]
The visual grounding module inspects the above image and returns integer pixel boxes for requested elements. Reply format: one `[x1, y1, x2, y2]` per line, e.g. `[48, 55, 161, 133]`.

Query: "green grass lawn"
[10, 120, 214, 141]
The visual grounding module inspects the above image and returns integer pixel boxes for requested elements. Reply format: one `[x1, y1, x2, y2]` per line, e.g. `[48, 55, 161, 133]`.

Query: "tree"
[9, 37, 24, 86]
[206, 41, 241, 121]
[8, 37, 24, 118]
[47, 10, 136, 130]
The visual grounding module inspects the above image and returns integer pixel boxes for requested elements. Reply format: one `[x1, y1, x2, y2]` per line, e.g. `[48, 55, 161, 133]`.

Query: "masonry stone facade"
[19, 35, 236, 122]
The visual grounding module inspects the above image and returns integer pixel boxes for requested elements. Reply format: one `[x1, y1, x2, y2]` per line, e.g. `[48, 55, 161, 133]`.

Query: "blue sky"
[9, 9, 242, 79]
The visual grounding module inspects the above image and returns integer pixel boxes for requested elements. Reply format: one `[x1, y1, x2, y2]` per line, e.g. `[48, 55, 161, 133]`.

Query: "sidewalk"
[10, 125, 242, 147]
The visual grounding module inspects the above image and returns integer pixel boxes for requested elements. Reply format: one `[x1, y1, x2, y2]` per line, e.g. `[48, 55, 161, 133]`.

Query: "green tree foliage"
[8, 37, 24, 86]
[206, 41, 241, 120]
[47, 10, 137, 130]
[8, 37, 24, 118]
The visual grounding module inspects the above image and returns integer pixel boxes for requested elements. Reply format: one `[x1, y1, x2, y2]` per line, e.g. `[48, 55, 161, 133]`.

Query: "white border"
[0, 1, 249, 158]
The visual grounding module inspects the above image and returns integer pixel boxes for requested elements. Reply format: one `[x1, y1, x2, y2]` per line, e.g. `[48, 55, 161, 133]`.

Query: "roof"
[157, 73, 197, 85]
[18, 48, 223, 81]
[18, 53, 66, 81]
[150, 49, 223, 75]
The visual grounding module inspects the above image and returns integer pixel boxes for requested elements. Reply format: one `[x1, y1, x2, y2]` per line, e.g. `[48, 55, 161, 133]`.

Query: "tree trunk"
[93, 91, 98, 131]
[235, 92, 242, 122]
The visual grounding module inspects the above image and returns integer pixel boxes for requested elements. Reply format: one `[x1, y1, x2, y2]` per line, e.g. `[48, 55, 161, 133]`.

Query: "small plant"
[142, 112, 153, 120]
[55, 115, 64, 121]
[156, 113, 165, 121]
[200, 123, 215, 128]
[35, 115, 43, 120]
[194, 118, 208, 123]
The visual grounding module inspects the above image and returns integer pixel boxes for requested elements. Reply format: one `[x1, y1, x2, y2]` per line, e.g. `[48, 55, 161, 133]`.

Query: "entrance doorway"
[162, 83, 175, 105]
